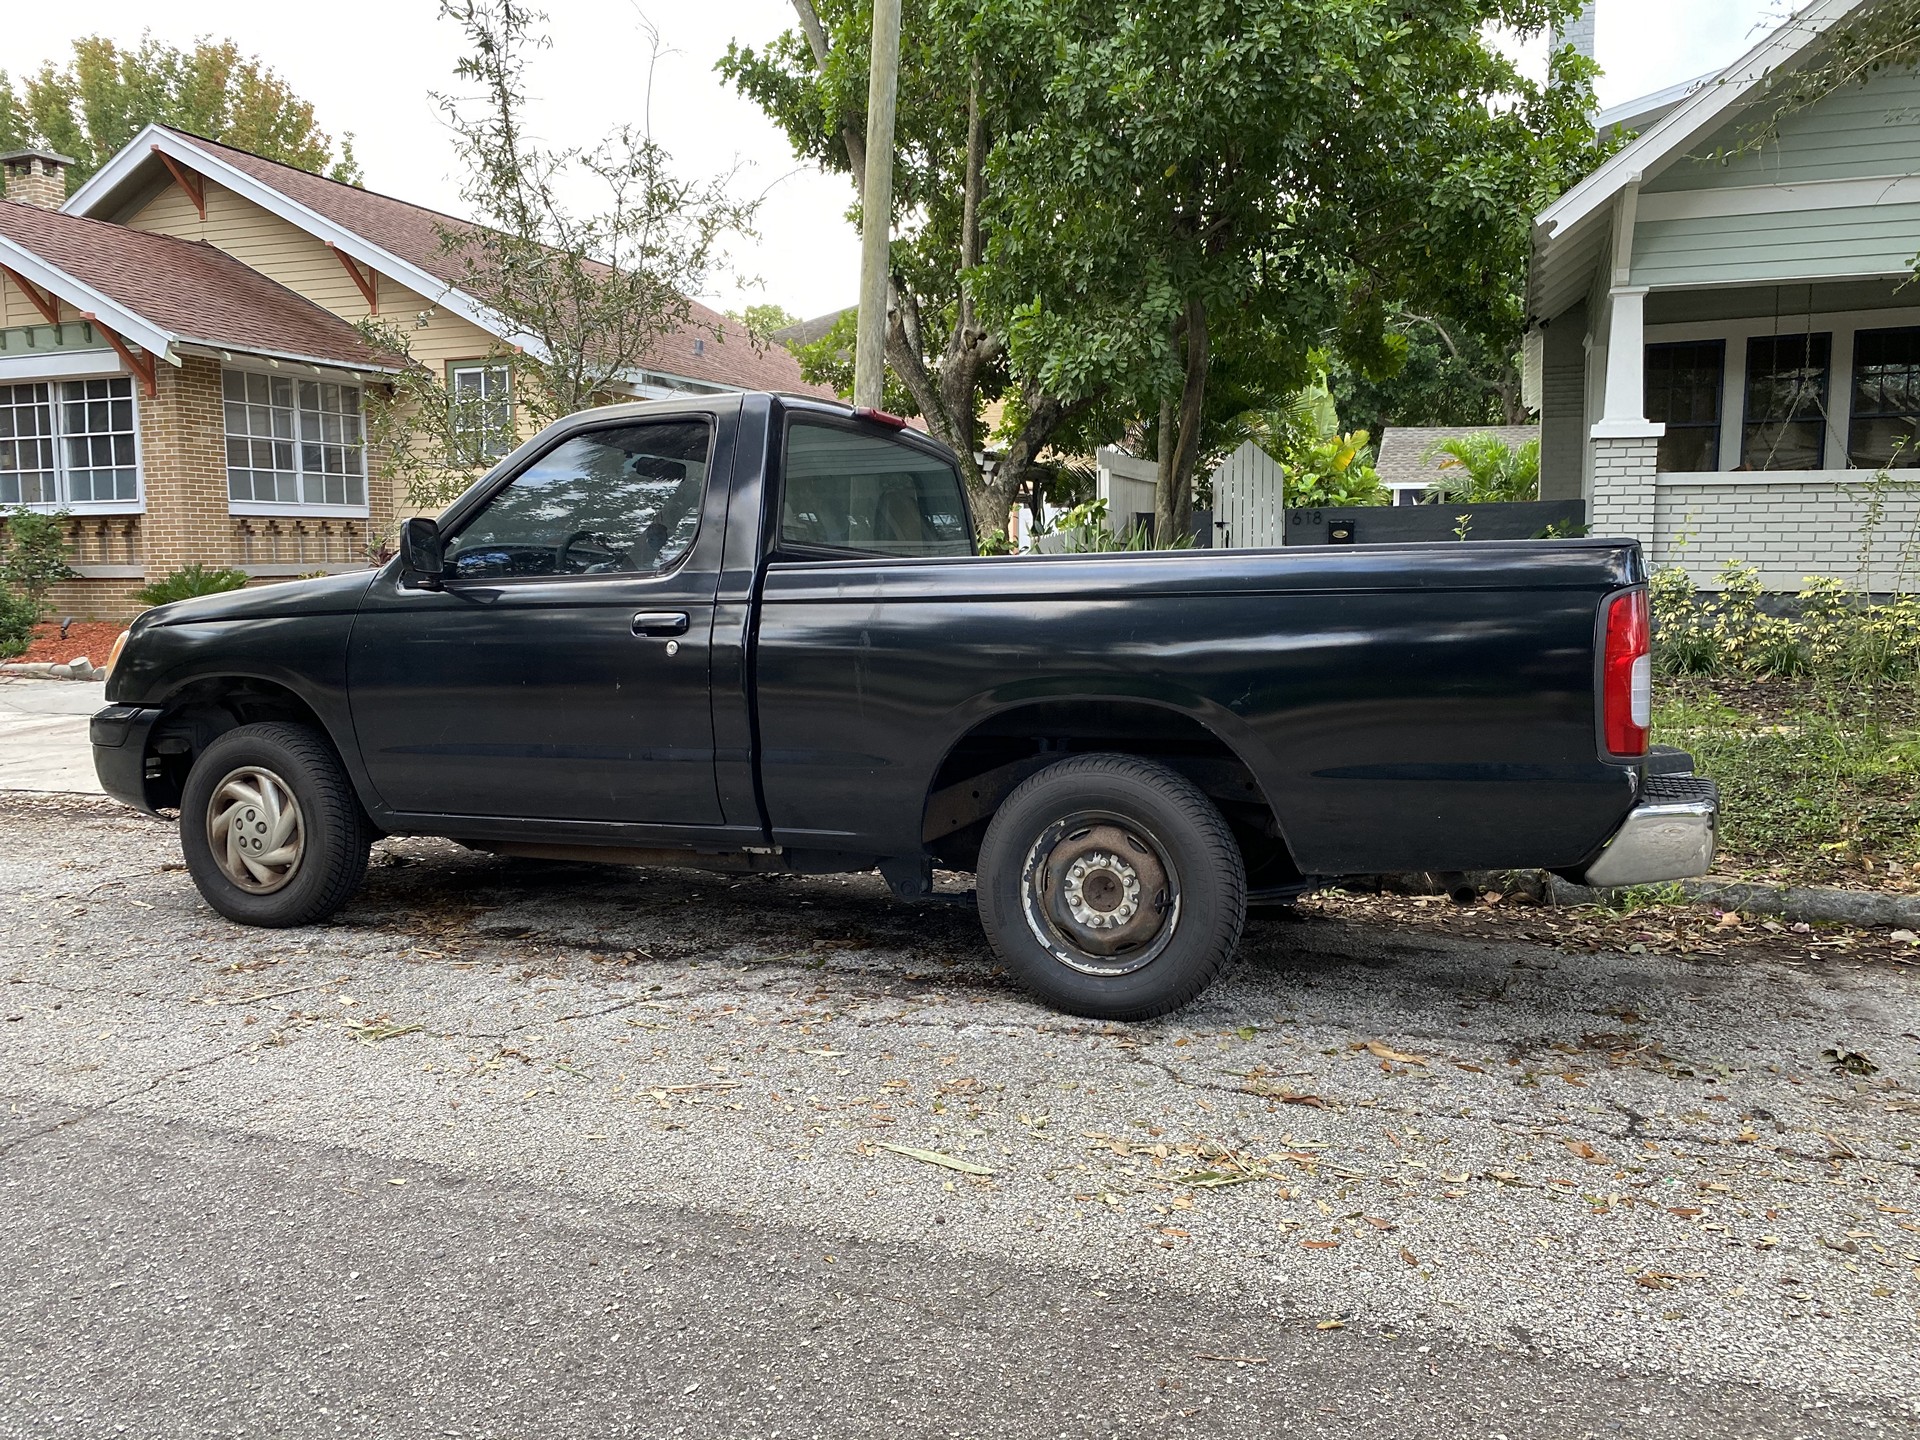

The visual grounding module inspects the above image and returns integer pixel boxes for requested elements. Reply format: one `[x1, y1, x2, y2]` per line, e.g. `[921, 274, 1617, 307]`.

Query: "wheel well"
[142, 677, 340, 812]
[920, 699, 1298, 884]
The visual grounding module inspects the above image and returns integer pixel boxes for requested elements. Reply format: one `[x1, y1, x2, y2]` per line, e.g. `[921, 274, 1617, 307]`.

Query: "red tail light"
[852, 406, 909, 429]
[1601, 589, 1651, 757]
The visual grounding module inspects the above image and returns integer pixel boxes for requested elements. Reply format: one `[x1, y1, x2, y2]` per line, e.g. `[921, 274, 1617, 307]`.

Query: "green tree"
[977, 0, 1604, 545]
[1423, 433, 1541, 504]
[0, 36, 361, 187]
[723, 0, 1088, 538]
[364, 2, 758, 512]
[731, 302, 799, 345]
[435, 0, 754, 424]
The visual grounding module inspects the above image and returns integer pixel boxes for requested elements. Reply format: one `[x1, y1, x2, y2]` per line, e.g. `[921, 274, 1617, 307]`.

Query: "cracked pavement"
[2, 790, 1918, 1437]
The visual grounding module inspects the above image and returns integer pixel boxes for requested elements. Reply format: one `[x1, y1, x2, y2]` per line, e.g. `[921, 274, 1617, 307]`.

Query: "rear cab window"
[779, 420, 973, 559]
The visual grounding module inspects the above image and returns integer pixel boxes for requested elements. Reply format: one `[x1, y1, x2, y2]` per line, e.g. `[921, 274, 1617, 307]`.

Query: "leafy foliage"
[0, 36, 359, 186]
[1652, 563, 1920, 683]
[1283, 432, 1386, 510]
[1423, 434, 1541, 504]
[434, 0, 756, 425]
[134, 564, 250, 608]
[973, 0, 1608, 544]
[0, 589, 34, 660]
[0, 509, 76, 626]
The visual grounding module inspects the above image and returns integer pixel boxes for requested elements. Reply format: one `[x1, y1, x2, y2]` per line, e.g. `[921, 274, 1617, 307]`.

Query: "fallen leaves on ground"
[871, 1141, 994, 1176]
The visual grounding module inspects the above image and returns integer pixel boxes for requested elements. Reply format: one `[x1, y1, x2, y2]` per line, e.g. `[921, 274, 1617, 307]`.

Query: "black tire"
[976, 753, 1247, 1020]
[179, 721, 372, 927]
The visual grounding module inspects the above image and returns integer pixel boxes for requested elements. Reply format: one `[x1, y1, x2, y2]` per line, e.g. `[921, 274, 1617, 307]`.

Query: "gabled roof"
[0, 200, 403, 374]
[65, 124, 832, 399]
[1530, 0, 1874, 319]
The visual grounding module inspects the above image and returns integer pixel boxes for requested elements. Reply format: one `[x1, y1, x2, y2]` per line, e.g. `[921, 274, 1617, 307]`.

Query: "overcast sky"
[7, 1, 1788, 321]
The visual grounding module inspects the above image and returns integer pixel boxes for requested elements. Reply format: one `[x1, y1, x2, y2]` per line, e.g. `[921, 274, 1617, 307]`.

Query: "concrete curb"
[1365, 869, 1920, 930]
[1548, 874, 1920, 929]
[0, 660, 104, 681]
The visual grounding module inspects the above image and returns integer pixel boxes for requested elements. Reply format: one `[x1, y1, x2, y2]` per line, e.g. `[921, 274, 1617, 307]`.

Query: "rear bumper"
[1581, 774, 1719, 888]
[90, 704, 164, 815]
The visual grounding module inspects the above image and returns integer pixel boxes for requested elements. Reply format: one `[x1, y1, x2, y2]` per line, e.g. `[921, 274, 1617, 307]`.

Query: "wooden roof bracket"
[326, 243, 379, 314]
[154, 148, 206, 221]
[87, 316, 158, 398]
[0, 264, 63, 326]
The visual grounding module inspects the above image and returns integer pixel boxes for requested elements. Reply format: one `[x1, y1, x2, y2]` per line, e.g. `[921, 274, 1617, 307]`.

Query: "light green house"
[1529, 0, 1920, 590]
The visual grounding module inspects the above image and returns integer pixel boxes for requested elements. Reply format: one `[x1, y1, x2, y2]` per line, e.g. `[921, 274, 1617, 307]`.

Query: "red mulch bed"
[10, 621, 128, 666]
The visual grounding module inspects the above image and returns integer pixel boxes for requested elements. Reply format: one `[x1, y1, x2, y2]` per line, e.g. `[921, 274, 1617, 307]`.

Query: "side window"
[443, 420, 710, 581]
[780, 422, 972, 557]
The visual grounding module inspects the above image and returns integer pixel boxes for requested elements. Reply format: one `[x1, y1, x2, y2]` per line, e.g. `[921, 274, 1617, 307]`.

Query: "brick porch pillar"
[1587, 434, 1660, 547]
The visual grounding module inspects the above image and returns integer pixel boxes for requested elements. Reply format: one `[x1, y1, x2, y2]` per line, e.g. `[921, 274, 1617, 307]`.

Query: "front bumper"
[90, 704, 164, 814]
[1581, 773, 1719, 888]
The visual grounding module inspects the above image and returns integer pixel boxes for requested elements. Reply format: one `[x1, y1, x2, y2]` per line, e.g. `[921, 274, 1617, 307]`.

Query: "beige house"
[0, 128, 827, 619]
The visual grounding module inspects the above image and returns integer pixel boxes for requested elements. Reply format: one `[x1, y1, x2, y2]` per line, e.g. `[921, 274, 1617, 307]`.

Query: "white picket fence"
[1208, 440, 1287, 549]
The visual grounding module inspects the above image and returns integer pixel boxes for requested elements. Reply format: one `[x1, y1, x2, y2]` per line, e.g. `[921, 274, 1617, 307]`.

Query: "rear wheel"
[179, 722, 371, 927]
[976, 753, 1246, 1020]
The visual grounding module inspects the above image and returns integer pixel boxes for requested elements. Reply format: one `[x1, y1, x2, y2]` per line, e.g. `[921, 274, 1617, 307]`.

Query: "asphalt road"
[2, 791, 1917, 1438]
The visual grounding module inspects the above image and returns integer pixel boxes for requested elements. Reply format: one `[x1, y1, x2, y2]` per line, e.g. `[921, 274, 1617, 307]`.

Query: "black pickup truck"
[92, 392, 1717, 1018]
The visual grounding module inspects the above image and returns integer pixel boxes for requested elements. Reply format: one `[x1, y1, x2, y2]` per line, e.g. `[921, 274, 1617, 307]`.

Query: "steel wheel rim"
[206, 765, 305, 895]
[1018, 809, 1181, 978]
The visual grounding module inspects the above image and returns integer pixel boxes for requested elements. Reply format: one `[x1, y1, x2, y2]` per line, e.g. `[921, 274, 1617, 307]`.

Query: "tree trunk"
[1156, 296, 1209, 547]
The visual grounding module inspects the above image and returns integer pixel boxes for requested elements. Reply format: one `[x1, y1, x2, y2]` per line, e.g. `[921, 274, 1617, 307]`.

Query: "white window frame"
[447, 359, 516, 463]
[221, 364, 371, 518]
[0, 370, 144, 515]
[1645, 306, 1920, 476]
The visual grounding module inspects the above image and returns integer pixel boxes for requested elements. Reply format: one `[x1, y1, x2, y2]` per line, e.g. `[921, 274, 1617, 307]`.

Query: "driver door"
[346, 414, 726, 828]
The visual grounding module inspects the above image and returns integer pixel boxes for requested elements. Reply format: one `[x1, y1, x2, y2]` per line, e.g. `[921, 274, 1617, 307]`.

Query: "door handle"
[631, 611, 690, 637]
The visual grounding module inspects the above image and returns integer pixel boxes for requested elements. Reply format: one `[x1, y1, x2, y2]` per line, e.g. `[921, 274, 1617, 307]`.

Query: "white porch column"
[1589, 285, 1664, 548]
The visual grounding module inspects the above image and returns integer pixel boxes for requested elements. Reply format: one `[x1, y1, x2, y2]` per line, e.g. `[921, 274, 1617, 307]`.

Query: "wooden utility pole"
[853, 0, 901, 409]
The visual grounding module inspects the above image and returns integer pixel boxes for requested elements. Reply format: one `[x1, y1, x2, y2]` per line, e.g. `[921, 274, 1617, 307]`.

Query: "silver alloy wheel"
[1018, 811, 1181, 977]
[206, 765, 306, 894]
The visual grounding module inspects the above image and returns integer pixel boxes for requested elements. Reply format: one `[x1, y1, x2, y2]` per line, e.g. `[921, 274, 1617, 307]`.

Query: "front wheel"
[976, 753, 1247, 1020]
[179, 722, 372, 927]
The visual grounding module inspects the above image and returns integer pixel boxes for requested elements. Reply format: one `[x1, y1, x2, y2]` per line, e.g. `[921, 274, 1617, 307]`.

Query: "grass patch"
[1655, 677, 1920, 886]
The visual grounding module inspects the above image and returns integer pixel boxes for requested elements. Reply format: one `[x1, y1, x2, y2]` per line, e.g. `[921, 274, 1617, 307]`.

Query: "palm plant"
[1423, 434, 1540, 504]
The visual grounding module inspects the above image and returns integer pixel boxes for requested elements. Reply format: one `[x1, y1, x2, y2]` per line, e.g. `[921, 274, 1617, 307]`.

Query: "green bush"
[134, 564, 250, 607]
[0, 507, 76, 621]
[1650, 562, 1920, 684]
[0, 587, 37, 660]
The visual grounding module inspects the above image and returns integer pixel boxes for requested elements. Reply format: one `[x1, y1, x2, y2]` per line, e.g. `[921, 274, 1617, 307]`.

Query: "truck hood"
[140, 568, 380, 631]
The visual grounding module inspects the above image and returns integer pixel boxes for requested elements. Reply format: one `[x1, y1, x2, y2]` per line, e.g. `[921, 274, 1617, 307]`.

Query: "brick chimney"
[1551, 2, 1598, 62]
[0, 149, 76, 209]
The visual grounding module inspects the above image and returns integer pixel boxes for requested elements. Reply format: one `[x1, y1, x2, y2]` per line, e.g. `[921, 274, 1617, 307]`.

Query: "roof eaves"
[1535, 0, 1870, 243]
[172, 340, 406, 376]
[0, 232, 176, 361]
[64, 124, 552, 364]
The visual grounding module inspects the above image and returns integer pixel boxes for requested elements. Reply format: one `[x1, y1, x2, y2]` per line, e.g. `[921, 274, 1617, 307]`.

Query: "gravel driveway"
[2, 792, 1916, 1437]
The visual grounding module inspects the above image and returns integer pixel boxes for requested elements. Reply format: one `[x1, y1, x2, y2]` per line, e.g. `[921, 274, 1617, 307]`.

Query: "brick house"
[0, 128, 828, 619]
[1528, 0, 1920, 591]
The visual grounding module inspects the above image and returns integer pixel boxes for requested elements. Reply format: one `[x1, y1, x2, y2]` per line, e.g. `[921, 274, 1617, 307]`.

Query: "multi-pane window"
[1742, 333, 1832, 472]
[1848, 326, 1920, 470]
[1645, 341, 1724, 474]
[0, 383, 57, 505]
[223, 369, 366, 507]
[450, 360, 514, 462]
[60, 378, 138, 502]
[0, 377, 138, 507]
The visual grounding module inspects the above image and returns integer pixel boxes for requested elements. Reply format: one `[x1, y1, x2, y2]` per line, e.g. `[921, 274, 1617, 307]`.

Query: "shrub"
[1422, 434, 1540, 504]
[134, 564, 250, 607]
[0, 507, 76, 622]
[0, 587, 37, 660]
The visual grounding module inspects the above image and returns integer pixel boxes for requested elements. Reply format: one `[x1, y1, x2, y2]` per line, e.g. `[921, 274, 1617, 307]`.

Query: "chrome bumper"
[1581, 775, 1719, 888]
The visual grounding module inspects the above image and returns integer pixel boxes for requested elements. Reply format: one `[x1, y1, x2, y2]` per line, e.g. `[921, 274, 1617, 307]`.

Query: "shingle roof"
[1375, 425, 1541, 488]
[167, 130, 835, 398]
[0, 199, 401, 370]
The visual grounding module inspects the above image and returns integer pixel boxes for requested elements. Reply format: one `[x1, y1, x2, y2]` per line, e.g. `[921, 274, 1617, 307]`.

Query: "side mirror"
[400, 516, 445, 590]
